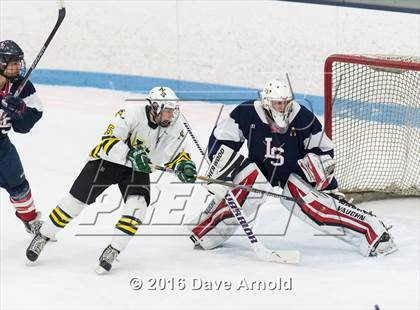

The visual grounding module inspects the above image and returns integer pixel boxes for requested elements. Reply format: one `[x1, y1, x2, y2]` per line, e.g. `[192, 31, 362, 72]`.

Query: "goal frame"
[323, 54, 420, 201]
[324, 54, 420, 138]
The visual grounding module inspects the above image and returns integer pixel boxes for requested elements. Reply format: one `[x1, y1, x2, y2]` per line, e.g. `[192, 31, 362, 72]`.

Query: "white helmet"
[147, 86, 180, 127]
[260, 77, 294, 133]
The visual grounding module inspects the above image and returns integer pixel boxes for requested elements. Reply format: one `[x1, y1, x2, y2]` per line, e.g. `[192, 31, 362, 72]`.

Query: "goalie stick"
[15, 0, 66, 97]
[150, 163, 301, 264]
[180, 113, 210, 164]
[224, 192, 300, 264]
[151, 163, 302, 203]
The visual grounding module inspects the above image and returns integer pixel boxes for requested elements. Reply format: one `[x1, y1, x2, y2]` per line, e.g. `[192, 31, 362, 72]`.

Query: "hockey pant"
[0, 140, 37, 222]
[188, 162, 272, 250]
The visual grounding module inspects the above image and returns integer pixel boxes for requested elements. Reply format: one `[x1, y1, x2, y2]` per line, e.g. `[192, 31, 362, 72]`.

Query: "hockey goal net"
[324, 54, 420, 201]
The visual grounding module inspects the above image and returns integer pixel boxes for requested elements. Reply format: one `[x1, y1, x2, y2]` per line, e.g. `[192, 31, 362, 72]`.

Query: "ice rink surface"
[1, 86, 419, 310]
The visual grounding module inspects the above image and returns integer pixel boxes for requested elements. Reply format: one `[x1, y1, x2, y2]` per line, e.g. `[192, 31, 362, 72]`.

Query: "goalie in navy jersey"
[0, 40, 43, 235]
[189, 75, 397, 257]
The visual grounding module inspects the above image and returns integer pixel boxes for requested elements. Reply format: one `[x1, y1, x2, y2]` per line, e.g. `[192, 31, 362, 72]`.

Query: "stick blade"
[271, 250, 300, 264]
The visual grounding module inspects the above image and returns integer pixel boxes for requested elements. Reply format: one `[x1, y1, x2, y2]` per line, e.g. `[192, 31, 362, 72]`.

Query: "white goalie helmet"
[147, 86, 180, 127]
[260, 77, 294, 133]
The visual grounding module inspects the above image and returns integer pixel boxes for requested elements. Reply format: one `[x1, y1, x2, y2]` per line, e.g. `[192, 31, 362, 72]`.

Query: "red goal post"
[324, 54, 420, 201]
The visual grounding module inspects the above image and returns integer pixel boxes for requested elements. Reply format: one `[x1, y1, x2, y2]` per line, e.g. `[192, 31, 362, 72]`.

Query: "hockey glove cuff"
[127, 146, 152, 173]
[175, 160, 197, 183]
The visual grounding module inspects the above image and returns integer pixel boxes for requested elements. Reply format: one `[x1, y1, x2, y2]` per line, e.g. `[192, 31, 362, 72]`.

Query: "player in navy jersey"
[189, 75, 397, 257]
[0, 40, 44, 235]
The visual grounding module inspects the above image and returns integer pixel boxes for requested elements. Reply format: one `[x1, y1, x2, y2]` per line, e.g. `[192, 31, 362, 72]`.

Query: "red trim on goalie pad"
[287, 182, 377, 244]
[319, 176, 333, 191]
[192, 170, 259, 238]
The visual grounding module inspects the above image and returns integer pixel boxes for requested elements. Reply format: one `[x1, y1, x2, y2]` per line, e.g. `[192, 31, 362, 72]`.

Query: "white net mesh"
[326, 54, 420, 198]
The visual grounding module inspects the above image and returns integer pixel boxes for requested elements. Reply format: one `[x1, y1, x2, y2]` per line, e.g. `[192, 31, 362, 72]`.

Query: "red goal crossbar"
[324, 54, 420, 138]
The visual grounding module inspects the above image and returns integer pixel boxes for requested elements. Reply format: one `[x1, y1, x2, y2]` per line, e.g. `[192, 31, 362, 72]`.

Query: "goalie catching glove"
[298, 153, 335, 190]
[175, 160, 197, 183]
[127, 146, 152, 173]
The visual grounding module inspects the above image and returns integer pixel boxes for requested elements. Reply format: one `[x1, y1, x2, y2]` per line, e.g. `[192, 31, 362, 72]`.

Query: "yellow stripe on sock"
[54, 207, 71, 222]
[49, 212, 67, 228]
[118, 217, 140, 226]
[116, 223, 138, 235]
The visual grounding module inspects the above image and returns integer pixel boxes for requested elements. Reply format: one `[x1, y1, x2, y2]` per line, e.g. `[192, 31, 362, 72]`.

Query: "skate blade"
[272, 250, 301, 264]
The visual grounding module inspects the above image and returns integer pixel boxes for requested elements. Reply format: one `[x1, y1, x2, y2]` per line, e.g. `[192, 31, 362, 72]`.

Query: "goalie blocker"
[188, 145, 397, 257]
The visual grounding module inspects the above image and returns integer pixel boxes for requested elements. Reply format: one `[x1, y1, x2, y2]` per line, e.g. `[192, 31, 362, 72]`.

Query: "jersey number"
[104, 124, 115, 136]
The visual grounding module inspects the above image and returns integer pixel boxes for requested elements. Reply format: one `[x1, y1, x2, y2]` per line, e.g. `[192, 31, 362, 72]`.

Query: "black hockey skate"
[26, 233, 50, 262]
[96, 244, 120, 274]
[22, 212, 43, 235]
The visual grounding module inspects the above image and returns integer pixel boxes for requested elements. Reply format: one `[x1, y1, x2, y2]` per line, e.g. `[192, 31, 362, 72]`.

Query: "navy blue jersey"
[0, 79, 43, 157]
[208, 100, 337, 188]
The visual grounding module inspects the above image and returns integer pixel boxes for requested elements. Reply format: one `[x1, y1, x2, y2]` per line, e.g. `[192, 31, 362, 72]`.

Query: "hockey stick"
[224, 192, 300, 264]
[150, 164, 302, 203]
[180, 113, 210, 164]
[14, 0, 66, 97]
[150, 163, 300, 264]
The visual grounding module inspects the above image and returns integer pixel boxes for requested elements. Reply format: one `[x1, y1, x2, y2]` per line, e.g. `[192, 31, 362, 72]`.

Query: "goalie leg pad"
[189, 195, 238, 250]
[189, 158, 271, 249]
[40, 194, 85, 240]
[281, 173, 395, 256]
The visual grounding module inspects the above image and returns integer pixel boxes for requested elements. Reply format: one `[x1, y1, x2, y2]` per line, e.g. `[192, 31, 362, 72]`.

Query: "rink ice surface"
[1, 86, 419, 310]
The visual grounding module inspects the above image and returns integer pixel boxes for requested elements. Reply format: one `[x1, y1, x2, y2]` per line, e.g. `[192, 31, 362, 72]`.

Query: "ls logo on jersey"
[264, 137, 284, 166]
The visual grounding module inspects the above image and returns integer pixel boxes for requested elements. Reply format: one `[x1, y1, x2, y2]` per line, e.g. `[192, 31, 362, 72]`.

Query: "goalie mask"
[0, 40, 26, 83]
[147, 86, 180, 127]
[260, 77, 294, 133]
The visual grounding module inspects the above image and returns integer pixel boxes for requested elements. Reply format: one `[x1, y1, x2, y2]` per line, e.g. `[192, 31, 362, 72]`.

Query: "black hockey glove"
[175, 160, 197, 183]
[1, 95, 27, 120]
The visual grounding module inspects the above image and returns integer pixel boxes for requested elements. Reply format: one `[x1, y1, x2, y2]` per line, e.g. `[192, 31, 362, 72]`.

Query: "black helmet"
[0, 40, 26, 83]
